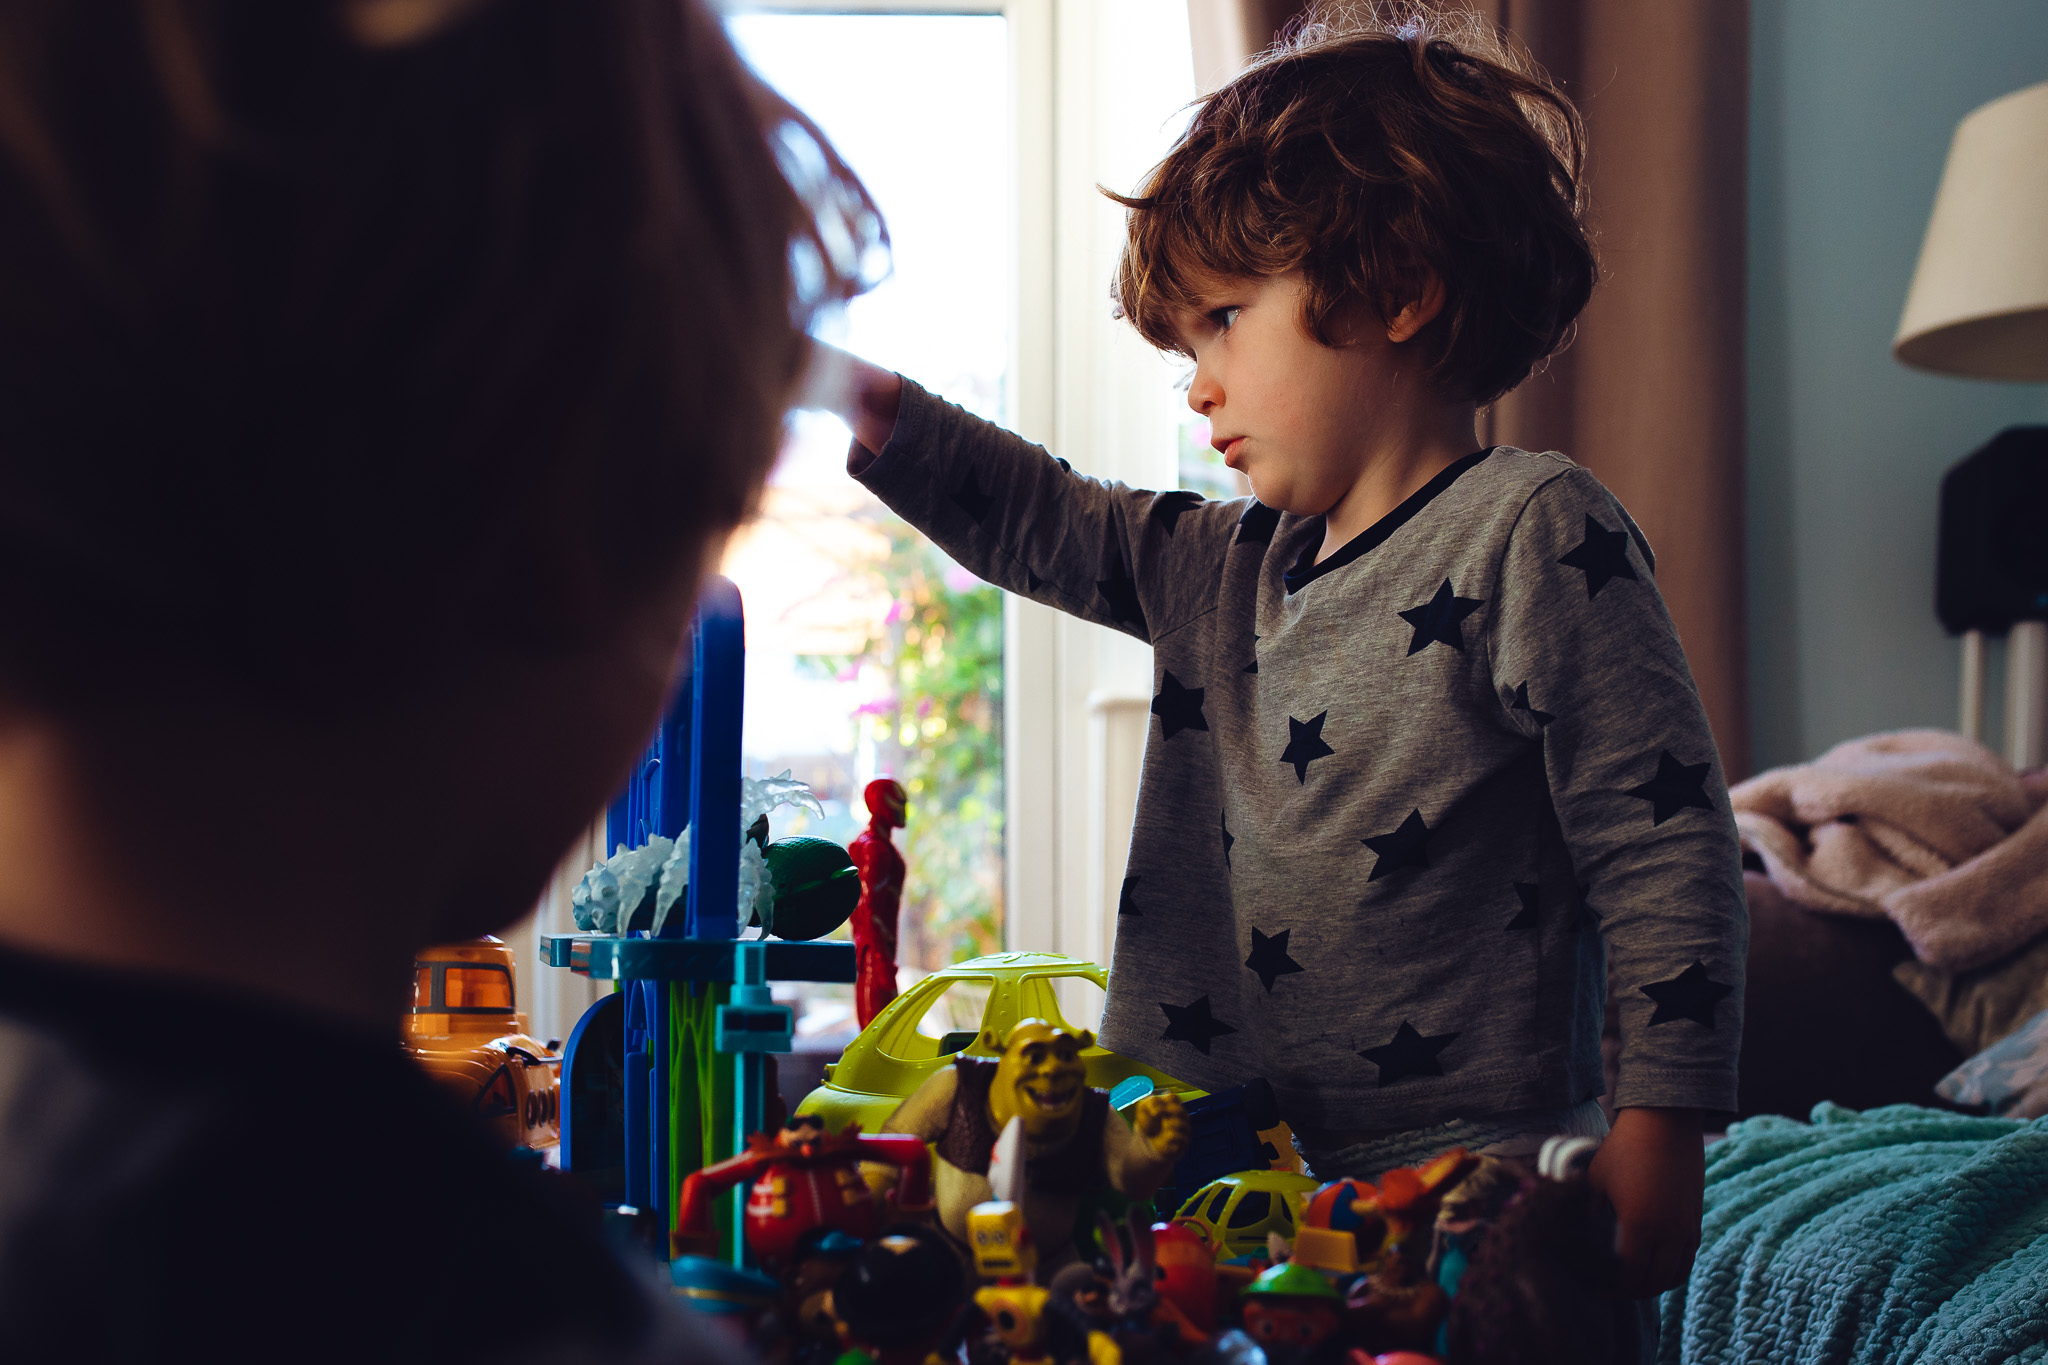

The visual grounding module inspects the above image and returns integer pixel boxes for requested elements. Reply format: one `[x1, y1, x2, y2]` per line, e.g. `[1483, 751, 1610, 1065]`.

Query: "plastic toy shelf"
[542, 934, 855, 983]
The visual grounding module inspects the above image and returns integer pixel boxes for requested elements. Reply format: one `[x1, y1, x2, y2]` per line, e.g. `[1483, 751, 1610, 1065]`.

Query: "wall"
[1747, 0, 2048, 771]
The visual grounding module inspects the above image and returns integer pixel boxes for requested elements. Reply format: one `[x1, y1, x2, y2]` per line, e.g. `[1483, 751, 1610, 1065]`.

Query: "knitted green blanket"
[1661, 1104, 2048, 1364]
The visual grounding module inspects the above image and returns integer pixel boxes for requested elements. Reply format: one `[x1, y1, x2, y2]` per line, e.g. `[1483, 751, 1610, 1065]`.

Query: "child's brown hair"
[0, 0, 880, 711]
[1112, 5, 1594, 405]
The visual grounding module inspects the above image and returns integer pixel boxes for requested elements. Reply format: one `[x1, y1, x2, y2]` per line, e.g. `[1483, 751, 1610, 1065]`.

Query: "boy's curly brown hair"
[1112, 5, 1594, 405]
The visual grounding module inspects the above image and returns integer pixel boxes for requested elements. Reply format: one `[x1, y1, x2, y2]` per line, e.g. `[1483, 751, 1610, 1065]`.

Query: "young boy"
[819, 13, 1744, 1299]
[0, 0, 876, 1358]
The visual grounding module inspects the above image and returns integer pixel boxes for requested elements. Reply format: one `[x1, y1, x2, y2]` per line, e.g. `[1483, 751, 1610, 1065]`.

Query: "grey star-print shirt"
[856, 380, 1746, 1129]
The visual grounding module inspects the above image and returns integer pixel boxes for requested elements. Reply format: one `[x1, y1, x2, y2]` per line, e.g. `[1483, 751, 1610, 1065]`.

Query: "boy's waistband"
[1290, 1098, 1610, 1181]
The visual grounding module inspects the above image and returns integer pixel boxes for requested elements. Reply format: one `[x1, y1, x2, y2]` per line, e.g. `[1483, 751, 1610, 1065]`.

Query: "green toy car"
[796, 952, 1193, 1135]
[1172, 1169, 1322, 1261]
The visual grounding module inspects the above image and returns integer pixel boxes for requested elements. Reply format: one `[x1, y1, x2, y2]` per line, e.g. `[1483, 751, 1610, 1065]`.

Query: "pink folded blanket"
[1731, 730, 2048, 971]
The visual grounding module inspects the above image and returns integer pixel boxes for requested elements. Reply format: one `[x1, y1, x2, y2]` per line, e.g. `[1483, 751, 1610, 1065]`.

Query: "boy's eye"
[1210, 306, 1242, 333]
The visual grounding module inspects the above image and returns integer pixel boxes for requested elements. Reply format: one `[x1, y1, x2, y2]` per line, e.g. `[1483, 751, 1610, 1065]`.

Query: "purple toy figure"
[850, 778, 908, 1028]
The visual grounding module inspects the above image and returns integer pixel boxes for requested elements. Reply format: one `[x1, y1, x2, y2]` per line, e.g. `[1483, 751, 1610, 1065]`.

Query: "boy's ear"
[1386, 269, 1448, 344]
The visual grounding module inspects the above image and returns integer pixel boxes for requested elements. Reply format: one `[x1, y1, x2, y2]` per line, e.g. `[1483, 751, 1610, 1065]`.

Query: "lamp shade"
[1894, 81, 2048, 382]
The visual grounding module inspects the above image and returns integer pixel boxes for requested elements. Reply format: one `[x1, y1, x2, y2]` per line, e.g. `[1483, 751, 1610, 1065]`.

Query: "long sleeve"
[1483, 468, 1747, 1112]
[854, 379, 1251, 644]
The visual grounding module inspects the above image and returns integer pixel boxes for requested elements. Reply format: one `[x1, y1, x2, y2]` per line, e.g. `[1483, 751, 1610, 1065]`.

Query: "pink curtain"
[1186, 0, 1753, 778]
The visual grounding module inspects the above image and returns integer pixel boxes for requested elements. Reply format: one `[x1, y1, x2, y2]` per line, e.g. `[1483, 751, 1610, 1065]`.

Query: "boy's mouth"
[1214, 435, 1245, 467]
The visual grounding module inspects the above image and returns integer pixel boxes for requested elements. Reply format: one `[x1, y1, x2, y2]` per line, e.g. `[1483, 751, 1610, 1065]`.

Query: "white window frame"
[1011, 0, 1203, 1028]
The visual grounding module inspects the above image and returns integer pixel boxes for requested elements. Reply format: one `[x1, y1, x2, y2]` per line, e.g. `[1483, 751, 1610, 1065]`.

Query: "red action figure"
[849, 778, 908, 1028]
[673, 1114, 931, 1269]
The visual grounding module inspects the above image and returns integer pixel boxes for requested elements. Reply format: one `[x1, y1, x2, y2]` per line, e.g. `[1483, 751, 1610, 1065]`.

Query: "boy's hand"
[799, 340, 903, 461]
[1586, 1105, 1704, 1298]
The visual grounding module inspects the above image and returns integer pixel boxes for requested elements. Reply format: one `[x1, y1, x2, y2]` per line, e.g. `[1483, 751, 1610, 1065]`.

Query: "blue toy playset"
[545, 577, 856, 1263]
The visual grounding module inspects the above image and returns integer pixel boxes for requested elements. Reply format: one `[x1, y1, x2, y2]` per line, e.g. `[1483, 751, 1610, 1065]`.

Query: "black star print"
[1025, 568, 1046, 593]
[1570, 883, 1600, 932]
[1362, 809, 1432, 881]
[1118, 876, 1141, 918]
[1359, 1021, 1459, 1086]
[1507, 881, 1541, 930]
[1244, 634, 1260, 674]
[1152, 490, 1204, 535]
[1509, 682, 1554, 727]
[1279, 712, 1336, 784]
[1626, 750, 1714, 825]
[1235, 502, 1280, 547]
[1097, 558, 1145, 629]
[950, 470, 996, 523]
[1398, 579, 1485, 655]
[1160, 995, 1237, 1054]
[1220, 811, 1235, 869]
[1556, 515, 1639, 598]
[1151, 670, 1209, 740]
[1641, 961, 1734, 1027]
[1055, 457, 1073, 473]
[1244, 927, 1304, 993]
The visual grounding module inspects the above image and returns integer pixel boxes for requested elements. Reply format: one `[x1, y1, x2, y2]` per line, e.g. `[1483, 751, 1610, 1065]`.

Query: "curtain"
[1185, 0, 1753, 779]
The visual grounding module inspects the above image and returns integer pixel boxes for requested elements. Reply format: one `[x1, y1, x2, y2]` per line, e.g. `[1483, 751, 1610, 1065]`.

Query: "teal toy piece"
[670, 1255, 781, 1317]
[716, 941, 795, 1055]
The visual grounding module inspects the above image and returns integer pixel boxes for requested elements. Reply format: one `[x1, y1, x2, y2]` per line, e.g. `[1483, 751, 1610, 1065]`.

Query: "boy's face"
[1176, 271, 1405, 517]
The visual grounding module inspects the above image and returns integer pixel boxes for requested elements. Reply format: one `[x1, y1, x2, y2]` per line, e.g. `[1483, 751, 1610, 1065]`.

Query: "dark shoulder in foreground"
[0, 945, 719, 1365]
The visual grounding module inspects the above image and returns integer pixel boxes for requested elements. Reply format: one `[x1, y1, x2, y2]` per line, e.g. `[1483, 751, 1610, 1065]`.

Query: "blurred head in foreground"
[0, 0, 879, 1013]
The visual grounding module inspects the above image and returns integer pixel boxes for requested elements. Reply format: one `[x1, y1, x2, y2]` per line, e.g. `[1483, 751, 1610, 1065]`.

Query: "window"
[1227, 1190, 1271, 1229]
[878, 976, 995, 1061]
[732, 0, 1206, 1009]
[723, 11, 1013, 1053]
[511, 0, 1207, 1052]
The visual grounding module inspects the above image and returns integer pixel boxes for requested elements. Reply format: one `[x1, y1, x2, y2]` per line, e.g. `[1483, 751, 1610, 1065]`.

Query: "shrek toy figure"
[885, 1019, 1189, 1268]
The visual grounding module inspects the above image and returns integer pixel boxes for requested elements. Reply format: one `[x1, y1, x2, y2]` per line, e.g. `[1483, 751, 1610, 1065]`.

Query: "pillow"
[1937, 1005, 2048, 1117]
[1895, 929, 2048, 1056]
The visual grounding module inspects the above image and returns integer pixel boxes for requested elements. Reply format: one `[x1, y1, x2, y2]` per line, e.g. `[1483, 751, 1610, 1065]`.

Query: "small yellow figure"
[967, 1200, 1036, 1282]
[974, 1284, 1052, 1363]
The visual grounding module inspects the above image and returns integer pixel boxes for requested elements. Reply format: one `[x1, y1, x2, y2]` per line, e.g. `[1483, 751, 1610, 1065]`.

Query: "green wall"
[1748, 0, 2048, 770]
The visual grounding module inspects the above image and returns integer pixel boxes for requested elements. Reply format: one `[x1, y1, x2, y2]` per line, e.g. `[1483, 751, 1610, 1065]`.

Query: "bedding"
[1937, 1005, 2048, 1118]
[1896, 930, 2048, 1057]
[1731, 729, 2048, 972]
[1661, 1104, 2048, 1364]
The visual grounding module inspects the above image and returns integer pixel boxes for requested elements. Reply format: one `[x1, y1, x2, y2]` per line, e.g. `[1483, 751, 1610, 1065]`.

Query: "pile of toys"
[448, 585, 1635, 1365]
[661, 1016, 1629, 1365]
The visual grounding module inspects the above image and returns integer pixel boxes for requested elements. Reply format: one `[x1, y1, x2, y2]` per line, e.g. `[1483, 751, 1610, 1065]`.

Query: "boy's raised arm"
[802, 342, 1242, 645]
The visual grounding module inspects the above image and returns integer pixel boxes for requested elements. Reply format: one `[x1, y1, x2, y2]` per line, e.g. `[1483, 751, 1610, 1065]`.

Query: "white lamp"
[1894, 80, 2048, 769]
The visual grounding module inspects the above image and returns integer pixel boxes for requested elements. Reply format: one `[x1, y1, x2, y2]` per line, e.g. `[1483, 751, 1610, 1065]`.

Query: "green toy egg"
[1245, 1260, 1342, 1302]
[763, 836, 862, 941]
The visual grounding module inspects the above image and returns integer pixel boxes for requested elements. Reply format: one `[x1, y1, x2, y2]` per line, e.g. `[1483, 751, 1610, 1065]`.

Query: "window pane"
[1227, 1190, 1272, 1229]
[444, 967, 513, 1011]
[913, 978, 994, 1042]
[725, 15, 1008, 1004]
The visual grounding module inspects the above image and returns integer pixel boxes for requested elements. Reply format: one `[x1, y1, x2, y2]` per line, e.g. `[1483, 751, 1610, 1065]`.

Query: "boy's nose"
[1186, 367, 1222, 415]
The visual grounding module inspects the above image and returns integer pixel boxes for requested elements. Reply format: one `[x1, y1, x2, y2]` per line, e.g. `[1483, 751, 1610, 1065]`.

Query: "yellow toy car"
[796, 952, 1191, 1134]
[1172, 1170, 1321, 1261]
